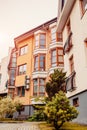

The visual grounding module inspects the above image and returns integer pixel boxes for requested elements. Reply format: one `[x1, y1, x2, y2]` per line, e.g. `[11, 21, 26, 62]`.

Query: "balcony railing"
[66, 71, 76, 92]
[63, 32, 73, 54]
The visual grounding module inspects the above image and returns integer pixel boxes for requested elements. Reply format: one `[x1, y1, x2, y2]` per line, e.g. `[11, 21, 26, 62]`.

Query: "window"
[50, 26, 57, 42]
[34, 54, 45, 71]
[20, 45, 28, 55]
[9, 69, 16, 86]
[51, 48, 64, 67]
[17, 86, 25, 97]
[33, 79, 38, 96]
[66, 71, 76, 92]
[69, 55, 74, 73]
[73, 97, 79, 107]
[63, 32, 73, 54]
[18, 64, 27, 75]
[80, 0, 87, 16]
[39, 79, 45, 96]
[33, 78, 45, 96]
[51, 50, 56, 67]
[35, 34, 46, 49]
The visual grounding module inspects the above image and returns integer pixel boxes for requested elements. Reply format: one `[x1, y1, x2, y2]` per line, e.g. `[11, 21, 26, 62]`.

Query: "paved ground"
[0, 122, 40, 130]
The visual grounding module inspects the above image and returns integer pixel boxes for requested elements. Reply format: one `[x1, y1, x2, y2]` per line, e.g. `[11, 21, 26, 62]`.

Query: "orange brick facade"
[8, 18, 64, 116]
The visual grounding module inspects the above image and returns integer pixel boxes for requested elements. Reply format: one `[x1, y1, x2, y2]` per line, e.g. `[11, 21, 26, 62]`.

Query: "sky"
[0, 0, 58, 62]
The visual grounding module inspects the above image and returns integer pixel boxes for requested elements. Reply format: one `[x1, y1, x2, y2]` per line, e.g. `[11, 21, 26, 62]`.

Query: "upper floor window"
[18, 64, 27, 75]
[20, 45, 28, 56]
[17, 86, 25, 97]
[66, 71, 76, 92]
[69, 55, 74, 73]
[64, 32, 73, 54]
[35, 34, 46, 49]
[9, 69, 16, 86]
[51, 48, 64, 67]
[50, 26, 57, 43]
[80, 0, 87, 16]
[33, 78, 45, 96]
[34, 54, 45, 71]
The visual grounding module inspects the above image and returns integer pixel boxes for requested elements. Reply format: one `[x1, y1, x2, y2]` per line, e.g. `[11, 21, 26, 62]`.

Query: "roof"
[14, 17, 57, 47]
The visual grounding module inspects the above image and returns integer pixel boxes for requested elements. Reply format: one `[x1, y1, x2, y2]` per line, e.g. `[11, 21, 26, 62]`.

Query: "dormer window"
[35, 33, 46, 49]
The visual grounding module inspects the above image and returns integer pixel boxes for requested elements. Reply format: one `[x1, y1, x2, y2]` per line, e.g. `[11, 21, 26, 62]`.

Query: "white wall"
[62, 0, 87, 97]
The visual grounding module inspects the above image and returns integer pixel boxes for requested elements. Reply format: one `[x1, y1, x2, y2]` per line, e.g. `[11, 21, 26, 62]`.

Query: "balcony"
[33, 48, 47, 55]
[31, 97, 45, 105]
[66, 71, 76, 92]
[49, 66, 64, 75]
[32, 71, 48, 79]
[49, 41, 63, 50]
[63, 32, 73, 54]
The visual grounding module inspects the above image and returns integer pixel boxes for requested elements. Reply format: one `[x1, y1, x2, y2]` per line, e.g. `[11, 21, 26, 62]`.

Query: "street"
[0, 122, 40, 130]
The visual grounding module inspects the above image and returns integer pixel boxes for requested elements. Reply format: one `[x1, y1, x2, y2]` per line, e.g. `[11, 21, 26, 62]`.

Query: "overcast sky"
[0, 0, 58, 62]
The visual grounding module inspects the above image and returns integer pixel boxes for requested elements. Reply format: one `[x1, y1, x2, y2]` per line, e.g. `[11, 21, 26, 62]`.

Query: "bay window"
[33, 78, 45, 96]
[50, 26, 57, 42]
[35, 33, 46, 49]
[51, 48, 64, 67]
[34, 54, 45, 71]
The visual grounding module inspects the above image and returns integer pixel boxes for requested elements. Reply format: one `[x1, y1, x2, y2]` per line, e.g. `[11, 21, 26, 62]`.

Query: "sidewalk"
[0, 122, 40, 130]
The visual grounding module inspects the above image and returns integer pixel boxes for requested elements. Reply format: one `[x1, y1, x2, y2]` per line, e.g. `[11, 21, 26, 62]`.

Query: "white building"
[0, 47, 12, 96]
[57, 0, 87, 124]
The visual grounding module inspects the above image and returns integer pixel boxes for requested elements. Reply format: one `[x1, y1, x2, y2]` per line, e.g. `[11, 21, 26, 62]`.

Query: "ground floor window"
[73, 97, 79, 107]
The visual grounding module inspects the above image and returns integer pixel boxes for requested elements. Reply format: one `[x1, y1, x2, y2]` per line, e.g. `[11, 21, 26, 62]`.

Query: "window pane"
[58, 56, 64, 62]
[18, 64, 26, 75]
[33, 79, 38, 95]
[52, 57, 56, 63]
[40, 34, 46, 48]
[20, 46, 28, 55]
[34, 56, 39, 70]
[58, 50, 63, 55]
[52, 50, 56, 56]
[39, 79, 45, 84]
[34, 79, 38, 85]
[40, 34, 45, 39]
[51, 27, 56, 42]
[40, 86, 45, 93]
[24, 64, 27, 72]
[25, 46, 28, 53]
[40, 55, 45, 70]
[35, 35, 39, 40]
[22, 86, 25, 96]
[51, 27, 56, 33]
[17, 87, 21, 96]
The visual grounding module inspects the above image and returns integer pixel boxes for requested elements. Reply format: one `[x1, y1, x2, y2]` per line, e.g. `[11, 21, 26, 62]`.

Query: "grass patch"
[39, 122, 87, 130]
